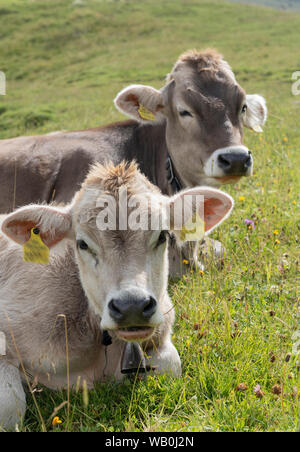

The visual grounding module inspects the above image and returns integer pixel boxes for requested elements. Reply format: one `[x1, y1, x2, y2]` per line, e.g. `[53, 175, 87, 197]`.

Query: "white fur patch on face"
[100, 306, 119, 331]
[203, 145, 253, 178]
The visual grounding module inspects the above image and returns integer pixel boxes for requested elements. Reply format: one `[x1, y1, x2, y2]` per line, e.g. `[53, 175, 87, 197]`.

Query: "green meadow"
[0, 0, 299, 432]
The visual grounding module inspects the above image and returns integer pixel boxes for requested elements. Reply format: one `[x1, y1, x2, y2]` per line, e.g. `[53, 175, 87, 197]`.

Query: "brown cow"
[0, 50, 267, 213]
[0, 50, 267, 274]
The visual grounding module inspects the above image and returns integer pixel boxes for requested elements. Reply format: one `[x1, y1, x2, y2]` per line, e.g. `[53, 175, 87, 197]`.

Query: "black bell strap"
[102, 330, 112, 346]
[166, 153, 182, 194]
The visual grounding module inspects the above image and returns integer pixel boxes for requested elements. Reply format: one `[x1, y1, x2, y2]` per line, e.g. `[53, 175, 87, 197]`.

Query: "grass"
[0, 0, 299, 432]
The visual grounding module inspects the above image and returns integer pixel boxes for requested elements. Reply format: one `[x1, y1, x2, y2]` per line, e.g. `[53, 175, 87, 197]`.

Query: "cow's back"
[0, 122, 144, 213]
[0, 134, 62, 212]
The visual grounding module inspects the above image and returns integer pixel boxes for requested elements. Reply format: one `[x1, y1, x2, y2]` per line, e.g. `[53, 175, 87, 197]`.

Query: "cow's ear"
[114, 84, 165, 123]
[242, 94, 267, 133]
[168, 187, 234, 243]
[2, 205, 72, 248]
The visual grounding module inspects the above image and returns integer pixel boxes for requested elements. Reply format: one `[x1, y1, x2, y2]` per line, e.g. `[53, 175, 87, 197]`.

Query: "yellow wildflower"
[52, 416, 62, 426]
[182, 259, 189, 265]
[239, 196, 245, 202]
[275, 239, 280, 245]
[273, 230, 279, 235]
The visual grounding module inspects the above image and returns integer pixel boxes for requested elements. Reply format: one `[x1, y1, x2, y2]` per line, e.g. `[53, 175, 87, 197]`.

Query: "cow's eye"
[77, 240, 89, 251]
[156, 230, 169, 247]
[241, 104, 247, 114]
[179, 110, 193, 118]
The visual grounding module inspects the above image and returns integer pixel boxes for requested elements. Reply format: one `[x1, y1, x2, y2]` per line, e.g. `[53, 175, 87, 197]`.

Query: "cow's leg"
[198, 237, 225, 268]
[0, 360, 26, 431]
[168, 241, 203, 278]
[146, 339, 181, 377]
[168, 238, 225, 278]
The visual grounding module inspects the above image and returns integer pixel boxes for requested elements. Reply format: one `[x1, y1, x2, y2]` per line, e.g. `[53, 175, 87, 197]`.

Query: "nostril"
[218, 154, 231, 169]
[108, 299, 123, 320]
[245, 155, 252, 168]
[142, 296, 157, 319]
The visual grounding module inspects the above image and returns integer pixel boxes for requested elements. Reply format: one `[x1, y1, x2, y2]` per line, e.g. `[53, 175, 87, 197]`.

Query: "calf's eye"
[179, 110, 193, 118]
[77, 240, 89, 251]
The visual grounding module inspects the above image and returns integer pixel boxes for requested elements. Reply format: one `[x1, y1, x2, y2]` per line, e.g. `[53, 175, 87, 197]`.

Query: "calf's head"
[2, 162, 233, 342]
[115, 49, 267, 188]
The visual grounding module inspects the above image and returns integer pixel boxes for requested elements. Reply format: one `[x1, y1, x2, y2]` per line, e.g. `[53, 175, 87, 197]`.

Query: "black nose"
[217, 151, 252, 175]
[108, 296, 157, 325]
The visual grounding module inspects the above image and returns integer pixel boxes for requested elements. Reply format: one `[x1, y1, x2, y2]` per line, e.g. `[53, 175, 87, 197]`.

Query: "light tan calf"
[0, 162, 233, 430]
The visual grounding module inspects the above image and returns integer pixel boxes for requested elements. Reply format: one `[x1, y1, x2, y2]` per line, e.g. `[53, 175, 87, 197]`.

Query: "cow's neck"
[165, 152, 183, 194]
[122, 120, 183, 196]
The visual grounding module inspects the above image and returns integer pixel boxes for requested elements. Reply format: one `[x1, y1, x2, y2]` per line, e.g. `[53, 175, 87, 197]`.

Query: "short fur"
[0, 161, 234, 430]
[0, 49, 266, 277]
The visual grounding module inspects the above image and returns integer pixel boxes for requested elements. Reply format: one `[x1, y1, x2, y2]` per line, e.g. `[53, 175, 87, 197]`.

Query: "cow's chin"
[215, 175, 242, 185]
[200, 175, 242, 187]
[116, 326, 155, 342]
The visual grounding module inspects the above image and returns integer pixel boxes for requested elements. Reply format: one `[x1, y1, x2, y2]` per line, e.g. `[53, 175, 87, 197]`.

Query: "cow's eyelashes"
[156, 230, 169, 247]
[77, 240, 99, 266]
[77, 240, 89, 251]
[179, 110, 193, 118]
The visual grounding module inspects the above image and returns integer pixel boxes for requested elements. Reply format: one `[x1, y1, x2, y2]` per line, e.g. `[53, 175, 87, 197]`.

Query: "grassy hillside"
[0, 0, 299, 432]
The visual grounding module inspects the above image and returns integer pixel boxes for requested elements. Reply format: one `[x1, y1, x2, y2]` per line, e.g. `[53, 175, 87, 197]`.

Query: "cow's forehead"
[165, 49, 249, 107]
[74, 190, 168, 241]
[72, 161, 164, 226]
[76, 189, 167, 217]
[169, 64, 246, 110]
[168, 49, 237, 83]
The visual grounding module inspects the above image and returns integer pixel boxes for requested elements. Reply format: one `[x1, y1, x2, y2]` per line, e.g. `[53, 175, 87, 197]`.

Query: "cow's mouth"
[116, 326, 154, 341]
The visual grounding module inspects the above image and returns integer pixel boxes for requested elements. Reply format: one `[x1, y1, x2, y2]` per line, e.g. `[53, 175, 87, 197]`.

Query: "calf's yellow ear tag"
[23, 228, 49, 265]
[138, 104, 155, 121]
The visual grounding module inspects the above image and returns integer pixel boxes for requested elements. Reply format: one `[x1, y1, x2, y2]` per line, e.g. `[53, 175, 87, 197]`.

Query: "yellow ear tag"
[138, 104, 155, 121]
[180, 213, 205, 242]
[23, 228, 49, 265]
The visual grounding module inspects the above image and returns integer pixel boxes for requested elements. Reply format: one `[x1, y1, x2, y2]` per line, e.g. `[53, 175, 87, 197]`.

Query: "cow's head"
[2, 162, 233, 343]
[114, 49, 267, 188]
